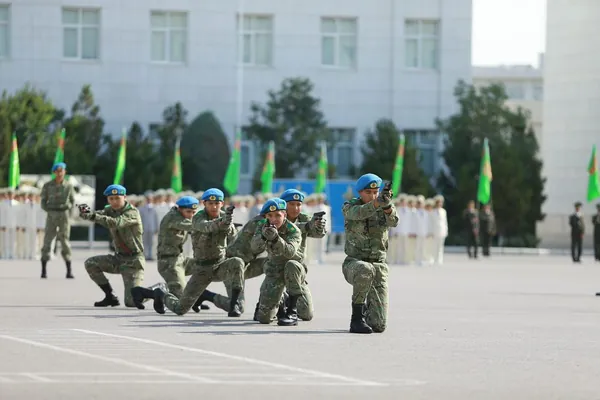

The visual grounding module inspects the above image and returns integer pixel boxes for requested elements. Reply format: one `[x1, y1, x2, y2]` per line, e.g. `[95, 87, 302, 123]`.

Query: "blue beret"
[176, 196, 199, 209]
[355, 173, 382, 192]
[52, 162, 66, 172]
[202, 188, 224, 202]
[280, 189, 305, 203]
[260, 198, 287, 215]
[103, 184, 126, 196]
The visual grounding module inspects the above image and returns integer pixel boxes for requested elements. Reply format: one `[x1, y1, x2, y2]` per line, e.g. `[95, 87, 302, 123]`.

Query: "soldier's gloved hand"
[377, 192, 392, 209]
[262, 225, 279, 241]
[221, 212, 233, 225]
[314, 218, 326, 231]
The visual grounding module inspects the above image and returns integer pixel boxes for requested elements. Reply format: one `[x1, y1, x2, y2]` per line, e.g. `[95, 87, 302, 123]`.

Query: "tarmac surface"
[1, 249, 600, 399]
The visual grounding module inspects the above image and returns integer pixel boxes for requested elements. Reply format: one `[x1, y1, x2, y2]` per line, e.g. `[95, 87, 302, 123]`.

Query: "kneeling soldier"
[152, 188, 245, 316]
[253, 198, 303, 326]
[342, 174, 398, 334]
[80, 184, 145, 307]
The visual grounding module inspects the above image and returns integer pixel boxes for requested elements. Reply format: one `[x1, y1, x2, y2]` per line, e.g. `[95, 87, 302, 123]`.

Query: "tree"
[180, 111, 230, 191]
[245, 77, 331, 179]
[360, 119, 433, 195]
[153, 102, 188, 187]
[0, 85, 58, 182]
[437, 81, 546, 246]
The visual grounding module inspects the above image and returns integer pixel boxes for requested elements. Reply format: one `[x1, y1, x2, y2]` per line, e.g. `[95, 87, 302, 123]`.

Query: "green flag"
[314, 142, 328, 193]
[171, 138, 183, 193]
[51, 128, 66, 178]
[223, 131, 242, 195]
[8, 132, 20, 189]
[392, 133, 405, 196]
[113, 128, 127, 185]
[587, 145, 600, 202]
[260, 141, 275, 194]
[477, 138, 492, 205]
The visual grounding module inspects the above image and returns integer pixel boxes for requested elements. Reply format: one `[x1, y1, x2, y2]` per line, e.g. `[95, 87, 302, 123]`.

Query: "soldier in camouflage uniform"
[252, 198, 304, 326]
[130, 195, 209, 310]
[40, 162, 75, 279]
[152, 189, 245, 316]
[79, 184, 145, 307]
[342, 173, 398, 334]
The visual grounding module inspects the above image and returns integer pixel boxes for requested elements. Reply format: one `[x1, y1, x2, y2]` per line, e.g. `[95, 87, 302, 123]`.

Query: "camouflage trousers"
[157, 254, 195, 298]
[41, 211, 71, 262]
[84, 254, 145, 307]
[164, 257, 245, 315]
[212, 256, 267, 314]
[342, 256, 388, 332]
[257, 260, 313, 324]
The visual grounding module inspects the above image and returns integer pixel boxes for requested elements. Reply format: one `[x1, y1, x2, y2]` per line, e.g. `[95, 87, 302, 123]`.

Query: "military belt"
[362, 257, 385, 263]
[197, 257, 225, 267]
[117, 251, 141, 257]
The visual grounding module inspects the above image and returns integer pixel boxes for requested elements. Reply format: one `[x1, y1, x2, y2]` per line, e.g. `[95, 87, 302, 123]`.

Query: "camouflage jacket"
[191, 209, 237, 263]
[87, 202, 144, 256]
[40, 179, 75, 213]
[289, 212, 326, 264]
[251, 219, 301, 267]
[157, 207, 195, 258]
[226, 215, 265, 263]
[342, 198, 398, 262]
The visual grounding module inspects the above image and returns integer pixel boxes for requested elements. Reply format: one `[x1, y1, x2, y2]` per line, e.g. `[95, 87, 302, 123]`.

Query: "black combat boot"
[153, 288, 166, 314]
[228, 288, 242, 317]
[94, 283, 120, 307]
[41, 260, 47, 279]
[349, 303, 373, 334]
[192, 290, 215, 313]
[278, 295, 299, 326]
[253, 302, 260, 321]
[65, 261, 74, 279]
[131, 287, 155, 310]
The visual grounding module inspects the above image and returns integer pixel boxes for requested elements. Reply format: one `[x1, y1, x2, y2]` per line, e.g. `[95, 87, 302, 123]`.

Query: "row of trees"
[0, 77, 545, 245]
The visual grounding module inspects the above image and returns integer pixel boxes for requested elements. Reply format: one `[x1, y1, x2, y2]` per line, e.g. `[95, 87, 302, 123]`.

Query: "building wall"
[0, 0, 472, 193]
[538, 0, 600, 248]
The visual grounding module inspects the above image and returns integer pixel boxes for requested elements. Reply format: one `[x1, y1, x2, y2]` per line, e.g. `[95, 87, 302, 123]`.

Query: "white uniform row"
[389, 194, 448, 266]
[0, 188, 47, 260]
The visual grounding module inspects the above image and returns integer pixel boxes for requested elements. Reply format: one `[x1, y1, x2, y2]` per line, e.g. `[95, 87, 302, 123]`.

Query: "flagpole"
[236, 0, 246, 135]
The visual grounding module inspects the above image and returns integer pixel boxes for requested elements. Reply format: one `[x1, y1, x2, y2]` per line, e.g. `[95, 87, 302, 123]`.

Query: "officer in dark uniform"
[463, 200, 479, 259]
[569, 201, 584, 263]
[479, 203, 496, 257]
[593, 204, 600, 261]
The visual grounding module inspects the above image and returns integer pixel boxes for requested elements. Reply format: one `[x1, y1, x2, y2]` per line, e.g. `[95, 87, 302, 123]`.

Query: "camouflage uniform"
[252, 219, 302, 324]
[162, 209, 245, 315]
[156, 207, 196, 297]
[40, 179, 75, 262]
[209, 215, 268, 313]
[286, 212, 326, 321]
[82, 202, 145, 307]
[342, 198, 398, 332]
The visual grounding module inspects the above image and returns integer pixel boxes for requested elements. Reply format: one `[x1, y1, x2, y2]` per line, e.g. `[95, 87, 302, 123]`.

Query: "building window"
[321, 17, 357, 68]
[240, 141, 254, 177]
[503, 82, 525, 99]
[533, 83, 543, 101]
[237, 15, 273, 66]
[328, 128, 356, 177]
[62, 8, 100, 60]
[404, 20, 439, 69]
[151, 11, 187, 63]
[0, 5, 9, 58]
[404, 130, 439, 176]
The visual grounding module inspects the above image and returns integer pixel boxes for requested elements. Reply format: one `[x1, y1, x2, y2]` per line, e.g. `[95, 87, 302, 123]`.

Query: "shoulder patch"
[104, 205, 111, 209]
[286, 221, 297, 233]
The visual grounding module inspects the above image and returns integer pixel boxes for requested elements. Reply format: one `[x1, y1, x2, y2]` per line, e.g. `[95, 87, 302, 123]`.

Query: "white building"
[539, 0, 600, 248]
[0, 0, 472, 193]
[472, 56, 544, 147]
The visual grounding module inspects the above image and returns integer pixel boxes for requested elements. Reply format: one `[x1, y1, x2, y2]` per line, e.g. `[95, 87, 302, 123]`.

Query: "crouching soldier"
[253, 198, 304, 326]
[80, 184, 145, 307]
[152, 189, 245, 317]
[342, 174, 398, 334]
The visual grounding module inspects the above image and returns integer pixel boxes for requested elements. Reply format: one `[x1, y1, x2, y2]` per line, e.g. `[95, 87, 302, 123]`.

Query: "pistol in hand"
[77, 204, 91, 214]
[312, 211, 326, 220]
[225, 205, 235, 215]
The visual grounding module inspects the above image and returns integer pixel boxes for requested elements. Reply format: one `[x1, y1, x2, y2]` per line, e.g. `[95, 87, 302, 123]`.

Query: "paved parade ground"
[1, 249, 600, 399]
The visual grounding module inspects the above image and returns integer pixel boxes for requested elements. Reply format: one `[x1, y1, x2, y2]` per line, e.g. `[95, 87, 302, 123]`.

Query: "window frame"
[150, 10, 188, 64]
[403, 129, 439, 176]
[404, 19, 439, 70]
[0, 4, 10, 59]
[236, 14, 274, 67]
[320, 17, 358, 69]
[328, 127, 356, 177]
[61, 7, 101, 61]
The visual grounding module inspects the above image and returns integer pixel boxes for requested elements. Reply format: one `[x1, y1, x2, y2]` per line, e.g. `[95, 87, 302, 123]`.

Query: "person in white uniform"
[139, 191, 159, 260]
[2, 189, 18, 259]
[414, 195, 428, 266]
[431, 195, 448, 265]
[404, 195, 417, 265]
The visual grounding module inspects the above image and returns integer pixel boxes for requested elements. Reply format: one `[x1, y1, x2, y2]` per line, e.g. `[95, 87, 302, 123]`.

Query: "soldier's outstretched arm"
[303, 218, 327, 239]
[384, 205, 399, 227]
[40, 184, 49, 212]
[94, 210, 141, 229]
[191, 216, 225, 233]
[270, 227, 301, 259]
[165, 217, 194, 231]
[342, 201, 378, 220]
[67, 185, 75, 210]
[250, 223, 267, 254]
